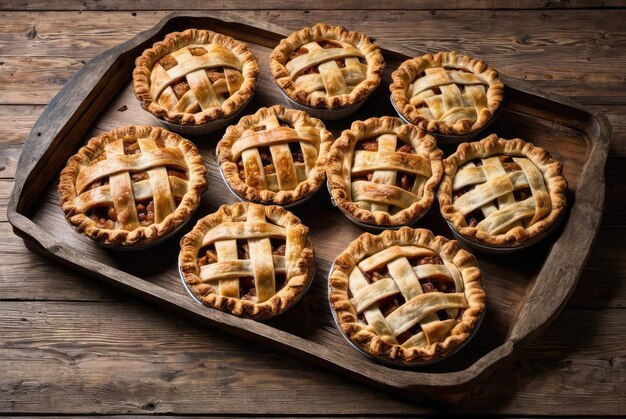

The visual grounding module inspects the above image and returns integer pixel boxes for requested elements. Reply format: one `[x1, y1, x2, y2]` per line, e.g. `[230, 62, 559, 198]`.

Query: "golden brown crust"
[437, 134, 568, 246]
[326, 116, 444, 226]
[390, 51, 504, 135]
[269, 22, 384, 110]
[133, 29, 259, 126]
[179, 202, 315, 320]
[329, 227, 486, 364]
[58, 125, 208, 246]
[217, 105, 334, 205]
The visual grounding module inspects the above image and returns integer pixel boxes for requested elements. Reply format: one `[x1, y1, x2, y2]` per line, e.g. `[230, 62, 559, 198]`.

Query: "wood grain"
[6, 12, 611, 403]
[604, 159, 626, 226]
[568, 226, 626, 309]
[3, 0, 625, 11]
[0, 223, 121, 301]
[1, 10, 626, 103]
[0, 301, 623, 415]
[1, 5, 624, 415]
[0, 58, 85, 105]
[589, 105, 626, 158]
[0, 105, 43, 142]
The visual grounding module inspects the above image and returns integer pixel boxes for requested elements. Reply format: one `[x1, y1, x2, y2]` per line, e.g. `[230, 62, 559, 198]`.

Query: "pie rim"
[57, 125, 208, 246]
[390, 51, 504, 135]
[326, 116, 444, 226]
[179, 201, 315, 320]
[269, 22, 385, 110]
[437, 134, 569, 247]
[329, 227, 486, 364]
[133, 28, 259, 126]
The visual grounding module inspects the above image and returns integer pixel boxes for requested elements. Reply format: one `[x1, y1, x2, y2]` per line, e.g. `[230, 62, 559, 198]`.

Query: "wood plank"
[0, 301, 623, 415]
[0, 147, 20, 180]
[0, 179, 10, 220]
[0, 301, 427, 415]
[0, 58, 85, 105]
[0, 105, 43, 143]
[1, 10, 626, 103]
[3, 0, 625, 11]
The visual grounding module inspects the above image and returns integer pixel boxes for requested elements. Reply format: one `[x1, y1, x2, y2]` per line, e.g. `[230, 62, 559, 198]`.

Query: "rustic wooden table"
[1, 1, 624, 415]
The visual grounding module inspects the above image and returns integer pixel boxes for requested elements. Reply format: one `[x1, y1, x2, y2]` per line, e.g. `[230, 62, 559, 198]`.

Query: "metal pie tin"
[444, 213, 564, 254]
[178, 239, 316, 320]
[216, 155, 323, 209]
[326, 180, 430, 232]
[149, 93, 255, 137]
[389, 95, 503, 145]
[327, 262, 486, 368]
[68, 205, 198, 252]
[276, 85, 370, 120]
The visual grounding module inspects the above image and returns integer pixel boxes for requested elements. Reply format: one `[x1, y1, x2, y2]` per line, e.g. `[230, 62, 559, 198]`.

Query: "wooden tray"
[7, 12, 611, 404]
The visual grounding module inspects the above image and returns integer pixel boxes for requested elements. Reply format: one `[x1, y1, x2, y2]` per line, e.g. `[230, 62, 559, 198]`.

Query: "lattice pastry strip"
[270, 23, 384, 110]
[453, 156, 551, 235]
[347, 245, 468, 349]
[326, 117, 443, 227]
[329, 228, 486, 364]
[138, 138, 176, 224]
[391, 52, 504, 135]
[218, 106, 333, 206]
[133, 29, 260, 126]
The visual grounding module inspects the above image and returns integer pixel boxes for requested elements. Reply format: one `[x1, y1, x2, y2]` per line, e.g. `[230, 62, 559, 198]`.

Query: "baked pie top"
[390, 51, 504, 135]
[270, 23, 385, 110]
[133, 29, 259, 125]
[438, 134, 568, 247]
[329, 228, 486, 364]
[179, 202, 315, 320]
[326, 116, 443, 226]
[58, 126, 207, 246]
[217, 105, 333, 205]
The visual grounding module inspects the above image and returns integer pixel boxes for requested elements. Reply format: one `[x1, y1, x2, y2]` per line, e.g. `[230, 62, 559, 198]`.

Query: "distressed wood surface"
[2, 0, 626, 11]
[0, 301, 623, 415]
[0, 4, 624, 416]
[0, 10, 624, 104]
